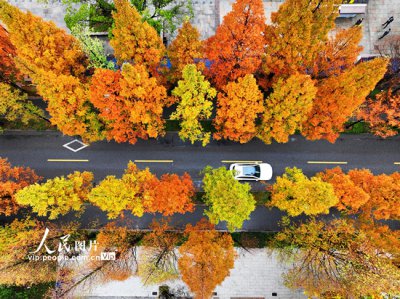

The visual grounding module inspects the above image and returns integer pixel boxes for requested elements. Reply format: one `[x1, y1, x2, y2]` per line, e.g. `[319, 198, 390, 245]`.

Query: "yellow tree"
[0, 0, 87, 80]
[178, 219, 236, 299]
[138, 220, 179, 285]
[15, 171, 93, 219]
[36, 70, 105, 142]
[263, 0, 340, 80]
[168, 21, 204, 82]
[110, 0, 165, 73]
[269, 167, 338, 217]
[302, 58, 389, 142]
[170, 64, 216, 146]
[204, 0, 266, 89]
[0, 218, 60, 286]
[0, 83, 46, 132]
[88, 162, 155, 219]
[274, 218, 400, 298]
[258, 74, 316, 144]
[214, 75, 264, 143]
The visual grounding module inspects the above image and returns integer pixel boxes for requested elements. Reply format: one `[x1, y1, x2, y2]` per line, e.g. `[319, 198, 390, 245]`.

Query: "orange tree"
[0, 24, 20, 84]
[213, 75, 264, 143]
[145, 173, 195, 216]
[204, 0, 266, 89]
[301, 58, 388, 143]
[89, 63, 169, 144]
[359, 89, 400, 138]
[167, 21, 204, 83]
[0, 158, 41, 216]
[178, 219, 236, 299]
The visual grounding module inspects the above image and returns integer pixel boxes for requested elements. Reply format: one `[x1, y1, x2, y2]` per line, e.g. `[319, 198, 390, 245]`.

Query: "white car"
[229, 163, 273, 181]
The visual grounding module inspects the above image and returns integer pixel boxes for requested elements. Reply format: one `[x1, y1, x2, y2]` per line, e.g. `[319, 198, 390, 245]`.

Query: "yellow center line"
[134, 160, 173, 163]
[221, 160, 263, 163]
[307, 161, 348, 165]
[48, 159, 89, 162]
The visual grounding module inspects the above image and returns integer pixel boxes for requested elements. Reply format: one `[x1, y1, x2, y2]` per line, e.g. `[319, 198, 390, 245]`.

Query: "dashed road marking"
[221, 160, 263, 163]
[307, 161, 348, 165]
[47, 159, 89, 162]
[134, 160, 173, 163]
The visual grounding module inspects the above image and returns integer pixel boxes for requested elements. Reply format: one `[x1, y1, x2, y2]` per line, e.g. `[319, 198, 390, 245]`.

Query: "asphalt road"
[1, 130, 399, 183]
[1, 131, 399, 231]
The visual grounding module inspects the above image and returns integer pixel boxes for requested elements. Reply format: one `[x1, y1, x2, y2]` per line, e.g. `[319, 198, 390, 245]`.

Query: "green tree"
[70, 24, 115, 69]
[202, 166, 256, 231]
[269, 167, 338, 216]
[171, 64, 216, 146]
[15, 171, 93, 219]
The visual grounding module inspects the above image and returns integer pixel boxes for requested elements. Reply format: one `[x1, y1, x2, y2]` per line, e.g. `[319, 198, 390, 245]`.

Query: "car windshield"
[242, 165, 260, 177]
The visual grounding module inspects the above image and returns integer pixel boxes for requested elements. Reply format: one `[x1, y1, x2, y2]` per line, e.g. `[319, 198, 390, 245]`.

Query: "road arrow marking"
[47, 159, 89, 162]
[134, 160, 173, 163]
[307, 161, 348, 165]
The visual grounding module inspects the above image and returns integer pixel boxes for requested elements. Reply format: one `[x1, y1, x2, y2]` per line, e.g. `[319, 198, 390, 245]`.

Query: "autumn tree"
[0, 218, 71, 286]
[0, 158, 41, 216]
[58, 222, 140, 297]
[36, 70, 105, 142]
[302, 58, 389, 142]
[178, 219, 236, 299]
[15, 171, 93, 219]
[269, 167, 338, 217]
[89, 63, 168, 144]
[170, 64, 216, 146]
[204, 0, 266, 88]
[70, 24, 115, 70]
[213, 75, 264, 143]
[312, 26, 363, 79]
[347, 169, 400, 220]
[138, 220, 179, 285]
[317, 167, 369, 213]
[202, 166, 256, 231]
[263, 0, 340, 80]
[168, 21, 204, 82]
[110, 0, 165, 72]
[258, 74, 316, 144]
[0, 24, 20, 84]
[274, 218, 400, 298]
[88, 162, 155, 219]
[358, 89, 400, 138]
[145, 173, 195, 216]
[0, 83, 47, 132]
[0, 0, 88, 80]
